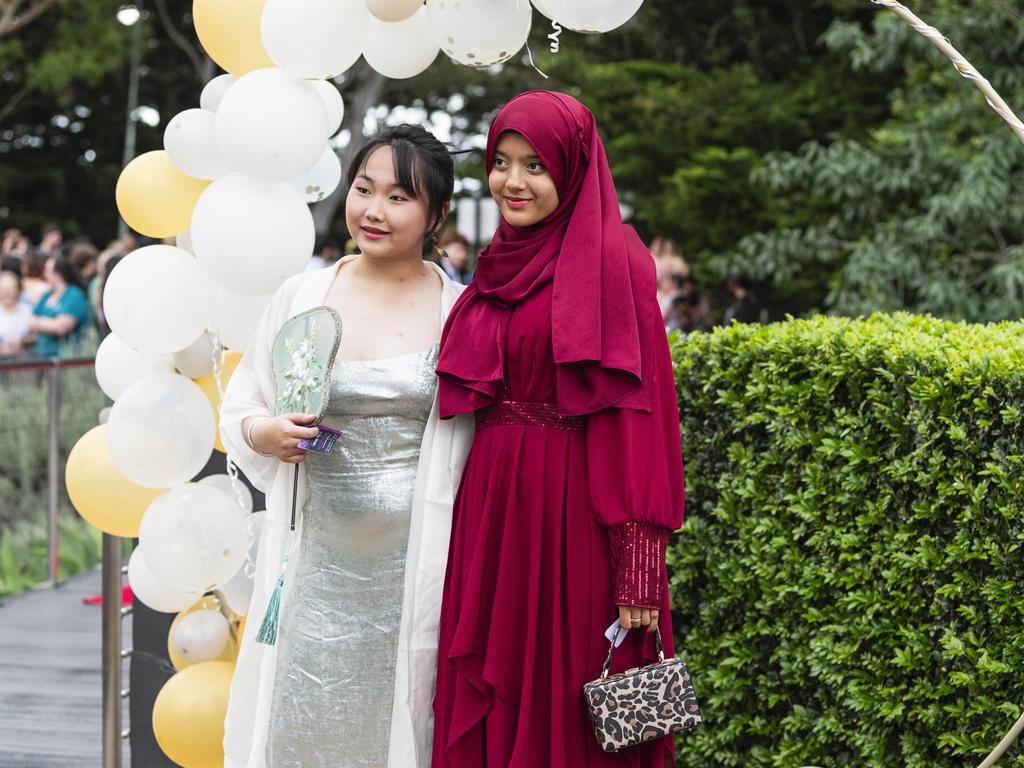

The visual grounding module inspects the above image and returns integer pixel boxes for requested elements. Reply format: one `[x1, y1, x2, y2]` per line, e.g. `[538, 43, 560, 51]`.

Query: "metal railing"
[0, 355, 100, 586]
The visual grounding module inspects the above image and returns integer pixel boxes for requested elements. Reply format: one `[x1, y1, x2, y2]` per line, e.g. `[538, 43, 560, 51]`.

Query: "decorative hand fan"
[271, 306, 343, 531]
[256, 306, 341, 647]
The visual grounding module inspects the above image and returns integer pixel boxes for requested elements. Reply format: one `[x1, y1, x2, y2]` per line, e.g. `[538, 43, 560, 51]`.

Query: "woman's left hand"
[618, 604, 659, 634]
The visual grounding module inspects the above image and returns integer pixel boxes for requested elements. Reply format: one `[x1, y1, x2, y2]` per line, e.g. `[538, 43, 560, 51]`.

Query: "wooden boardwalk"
[0, 567, 131, 767]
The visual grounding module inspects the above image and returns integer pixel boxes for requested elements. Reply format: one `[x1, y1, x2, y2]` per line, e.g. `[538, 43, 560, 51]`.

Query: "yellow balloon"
[153, 661, 234, 768]
[116, 151, 210, 238]
[194, 351, 242, 453]
[193, 0, 275, 75]
[66, 425, 166, 537]
[168, 595, 239, 672]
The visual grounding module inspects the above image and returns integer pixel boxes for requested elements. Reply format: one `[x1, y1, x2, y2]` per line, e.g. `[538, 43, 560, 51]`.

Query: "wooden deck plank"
[0, 568, 131, 767]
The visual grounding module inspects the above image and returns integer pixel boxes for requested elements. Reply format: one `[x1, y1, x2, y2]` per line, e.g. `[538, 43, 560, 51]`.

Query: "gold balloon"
[115, 151, 210, 238]
[194, 351, 242, 453]
[193, 0, 275, 76]
[168, 595, 239, 672]
[153, 660, 234, 768]
[66, 425, 166, 538]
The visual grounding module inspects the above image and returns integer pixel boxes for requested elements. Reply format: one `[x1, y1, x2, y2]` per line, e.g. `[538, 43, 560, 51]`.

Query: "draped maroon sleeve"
[586, 307, 685, 610]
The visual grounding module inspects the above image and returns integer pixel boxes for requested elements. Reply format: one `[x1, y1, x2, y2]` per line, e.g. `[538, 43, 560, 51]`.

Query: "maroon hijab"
[437, 90, 659, 418]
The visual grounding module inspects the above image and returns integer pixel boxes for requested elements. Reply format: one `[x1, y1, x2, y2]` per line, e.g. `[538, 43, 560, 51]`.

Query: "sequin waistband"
[476, 400, 586, 432]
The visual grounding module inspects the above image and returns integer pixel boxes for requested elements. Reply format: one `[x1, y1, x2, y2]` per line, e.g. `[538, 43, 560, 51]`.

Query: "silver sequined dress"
[266, 344, 439, 767]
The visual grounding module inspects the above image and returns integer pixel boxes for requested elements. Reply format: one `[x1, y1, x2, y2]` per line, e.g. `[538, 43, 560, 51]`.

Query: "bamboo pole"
[872, 0, 1024, 146]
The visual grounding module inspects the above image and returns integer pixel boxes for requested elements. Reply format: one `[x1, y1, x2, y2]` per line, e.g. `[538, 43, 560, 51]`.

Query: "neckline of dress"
[336, 341, 439, 365]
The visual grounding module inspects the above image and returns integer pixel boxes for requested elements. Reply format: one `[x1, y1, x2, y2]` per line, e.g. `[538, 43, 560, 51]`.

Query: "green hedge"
[668, 313, 1024, 767]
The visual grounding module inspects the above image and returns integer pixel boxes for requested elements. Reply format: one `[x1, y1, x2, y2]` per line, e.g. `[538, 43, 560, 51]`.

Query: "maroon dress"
[432, 281, 685, 767]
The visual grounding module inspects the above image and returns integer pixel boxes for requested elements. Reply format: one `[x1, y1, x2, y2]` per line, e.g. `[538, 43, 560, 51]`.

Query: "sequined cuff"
[609, 522, 669, 609]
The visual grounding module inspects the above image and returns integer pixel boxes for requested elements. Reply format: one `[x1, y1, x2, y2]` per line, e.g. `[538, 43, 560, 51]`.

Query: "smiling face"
[345, 145, 433, 260]
[488, 131, 560, 228]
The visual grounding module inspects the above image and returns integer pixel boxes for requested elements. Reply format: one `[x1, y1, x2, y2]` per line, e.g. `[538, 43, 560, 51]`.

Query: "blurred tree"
[718, 0, 1024, 321]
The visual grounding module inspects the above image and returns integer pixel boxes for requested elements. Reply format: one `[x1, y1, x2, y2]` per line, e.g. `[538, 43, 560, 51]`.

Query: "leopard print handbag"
[582, 626, 702, 753]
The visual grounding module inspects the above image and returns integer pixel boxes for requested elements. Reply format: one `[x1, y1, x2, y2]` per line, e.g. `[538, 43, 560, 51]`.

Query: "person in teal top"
[29, 253, 90, 358]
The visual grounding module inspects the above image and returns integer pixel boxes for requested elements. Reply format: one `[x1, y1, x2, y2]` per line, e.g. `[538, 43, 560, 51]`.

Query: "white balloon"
[427, 0, 531, 68]
[366, 0, 422, 22]
[261, 0, 369, 79]
[107, 373, 216, 488]
[209, 285, 272, 350]
[103, 245, 215, 355]
[216, 510, 266, 616]
[215, 69, 327, 182]
[172, 609, 230, 662]
[310, 80, 345, 137]
[95, 334, 174, 401]
[192, 173, 315, 296]
[163, 109, 233, 180]
[290, 145, 342, 203]
[530, 0, 554, 20]
[198, 474, 254, 514]
[175, 230, 194, 253]
[541, 0, 642, 33]
[98, 406, 112, 424]
[128, 548, 197, 613]
[200, 74, 236, 112]
[172, 332, 215, 378]
[139, 483, 248, 593]
[364, 7, 438, 79]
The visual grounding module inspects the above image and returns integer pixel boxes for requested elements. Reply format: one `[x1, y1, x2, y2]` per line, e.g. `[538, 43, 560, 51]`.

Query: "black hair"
[1, 255, 22, 278]
[346, 124, 455, 237]
[49, 252, 83, 290]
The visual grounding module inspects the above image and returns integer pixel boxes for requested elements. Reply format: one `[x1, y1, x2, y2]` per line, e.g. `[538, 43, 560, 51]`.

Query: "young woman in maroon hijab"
[432, 90, 685, 766]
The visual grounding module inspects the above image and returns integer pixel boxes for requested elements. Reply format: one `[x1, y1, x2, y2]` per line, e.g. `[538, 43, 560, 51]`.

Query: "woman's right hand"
[248, 413, 319, 463]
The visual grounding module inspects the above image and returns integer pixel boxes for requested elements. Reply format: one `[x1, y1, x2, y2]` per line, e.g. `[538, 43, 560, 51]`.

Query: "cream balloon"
[198, 475, 254, 514]
[173, 332, 215, 378]
[164, 109, 233, 180]
[139, 484, 249, 593]
[310, 80, 345, 137]
[216, 510, 266, 616]
[210, 285, 272, 350]
[366, 0, 422, 22]
[261, 0, 369, 79]
[191, 173, 315, 296]
[199, 74, 236, 112]
[95, 334, 175, 401]
[215, 68, 327, 181]
[171, 609, 230, 663]
[128, 548, 198, 614]
[363, 7, 438, 79]
[289, 145, 342, 203]
[541, 0, 642, 32]
[427, 0, 531, 68]
[107, 373, 216, 488]
[102, 245, 215, 355]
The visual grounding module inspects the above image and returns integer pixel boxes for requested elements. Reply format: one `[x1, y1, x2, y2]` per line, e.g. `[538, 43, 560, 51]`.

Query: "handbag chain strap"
[600, 625, 666, 680]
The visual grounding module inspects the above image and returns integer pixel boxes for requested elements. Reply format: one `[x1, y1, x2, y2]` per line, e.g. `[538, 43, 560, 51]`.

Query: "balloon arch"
[67, 1, 644, 765]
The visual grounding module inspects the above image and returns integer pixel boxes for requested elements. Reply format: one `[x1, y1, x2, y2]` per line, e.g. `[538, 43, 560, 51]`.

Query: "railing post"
[102, 534, 123, 768]
[47, 360, 61, 585]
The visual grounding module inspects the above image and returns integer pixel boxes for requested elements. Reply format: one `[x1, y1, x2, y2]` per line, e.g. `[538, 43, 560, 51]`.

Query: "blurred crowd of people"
[650, 236, 764, 336]
[0, 225, 136, 359]
[0, 224, 762, 361]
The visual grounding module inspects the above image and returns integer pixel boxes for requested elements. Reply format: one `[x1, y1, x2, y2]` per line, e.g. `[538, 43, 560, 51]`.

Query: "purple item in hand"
[298, 425, 343, 454]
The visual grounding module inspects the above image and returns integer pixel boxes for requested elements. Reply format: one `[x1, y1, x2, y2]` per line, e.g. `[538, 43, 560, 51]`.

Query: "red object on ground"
[81, 584, 134, 606]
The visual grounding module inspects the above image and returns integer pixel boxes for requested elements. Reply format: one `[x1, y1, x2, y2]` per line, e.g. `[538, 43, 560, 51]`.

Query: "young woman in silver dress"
[220, 125, 474, 768]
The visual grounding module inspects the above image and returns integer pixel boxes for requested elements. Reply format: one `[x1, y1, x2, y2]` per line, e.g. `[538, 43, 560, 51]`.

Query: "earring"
[431, 231, 447, 261]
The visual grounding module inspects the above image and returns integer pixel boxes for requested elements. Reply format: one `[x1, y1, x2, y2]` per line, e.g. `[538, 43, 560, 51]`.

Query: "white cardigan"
[220, 256, 474, 768]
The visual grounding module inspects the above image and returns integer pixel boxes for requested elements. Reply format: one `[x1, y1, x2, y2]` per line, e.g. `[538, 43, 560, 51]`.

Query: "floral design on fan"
[276, 319, 324, 414]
